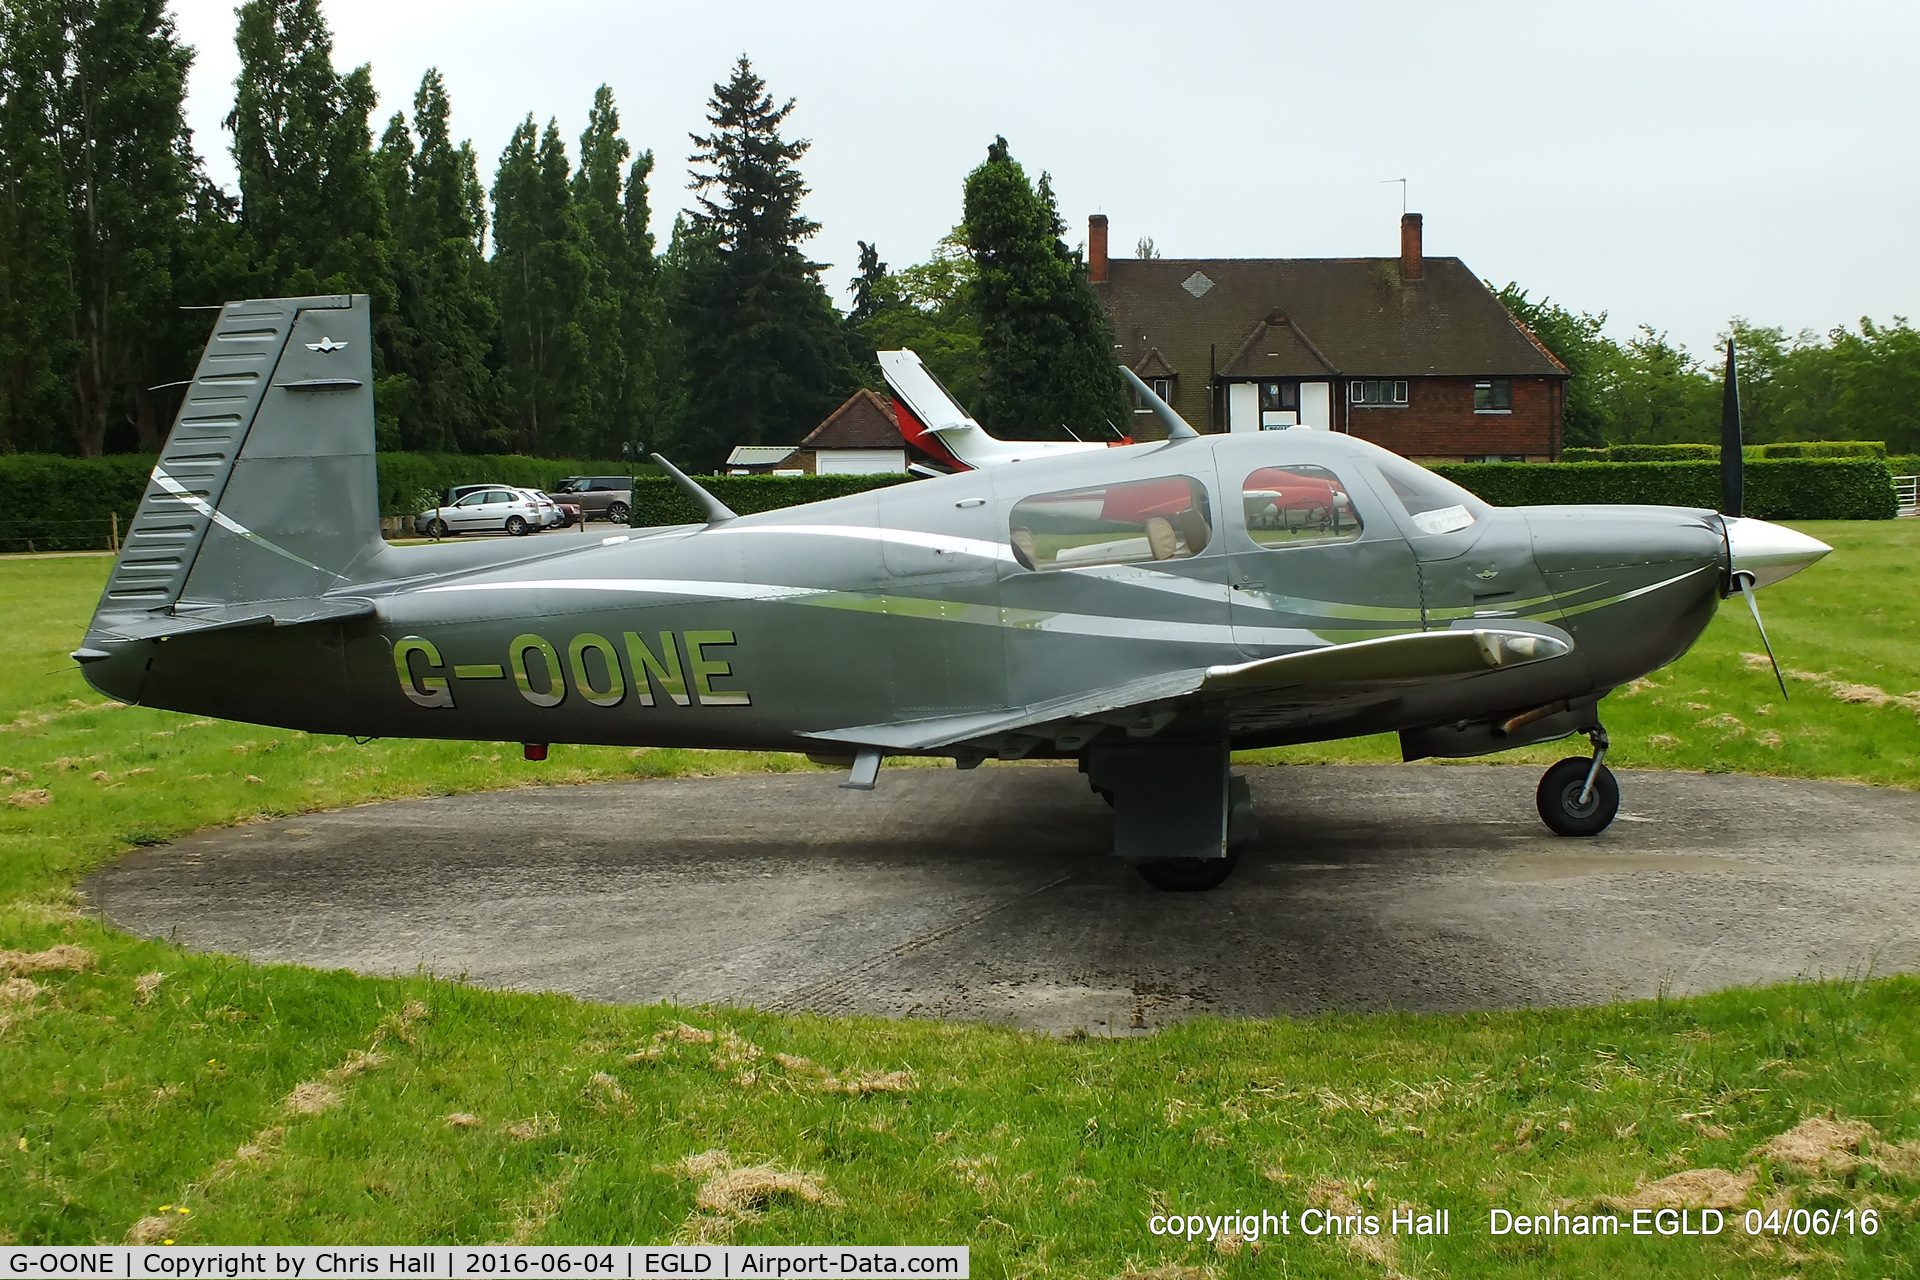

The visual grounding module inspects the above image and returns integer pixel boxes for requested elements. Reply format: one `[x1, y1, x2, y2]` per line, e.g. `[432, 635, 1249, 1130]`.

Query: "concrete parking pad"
[82, 764, 1920, 1033]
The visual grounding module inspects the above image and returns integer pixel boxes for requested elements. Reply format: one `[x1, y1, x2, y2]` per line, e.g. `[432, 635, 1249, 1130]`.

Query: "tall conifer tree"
[378, 70, 501, 452]
[226, 0, 390, 303]
[0, 0, 196, 455]
[667, 56, 852, 468]
[571, 85, 658, 458]
[0, 0, 79, 453]
[492, 116, 587, 454]
[961, 135, 1125, 438]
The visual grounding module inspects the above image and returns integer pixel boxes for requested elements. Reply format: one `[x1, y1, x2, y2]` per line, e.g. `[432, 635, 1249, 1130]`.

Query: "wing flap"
[801, 627, 1573, 753]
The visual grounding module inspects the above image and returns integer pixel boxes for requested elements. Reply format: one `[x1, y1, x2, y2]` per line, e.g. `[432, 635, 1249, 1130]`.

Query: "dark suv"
[551, 476, 633, 524]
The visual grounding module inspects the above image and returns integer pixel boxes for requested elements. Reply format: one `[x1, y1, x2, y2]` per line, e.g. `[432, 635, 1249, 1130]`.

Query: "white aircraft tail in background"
[876, 349, 1124, 471]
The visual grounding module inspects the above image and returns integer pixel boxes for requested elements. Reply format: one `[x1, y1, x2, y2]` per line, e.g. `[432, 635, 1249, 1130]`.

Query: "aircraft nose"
[1724, 517, 1831, 589]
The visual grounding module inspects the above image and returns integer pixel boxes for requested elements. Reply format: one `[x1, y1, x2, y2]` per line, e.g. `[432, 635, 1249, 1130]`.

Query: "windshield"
[554, 478, 584, 493]
[1369, 453, 1489, 536]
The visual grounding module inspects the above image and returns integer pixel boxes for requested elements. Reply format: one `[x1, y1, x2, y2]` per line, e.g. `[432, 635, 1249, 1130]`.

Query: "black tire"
[427, 518, 449, 539]
[505, 515, 530, 536]
[607, 500, 630, 525]
[1536, 756, 1620, 837]
[1135, 852, 1240, 892]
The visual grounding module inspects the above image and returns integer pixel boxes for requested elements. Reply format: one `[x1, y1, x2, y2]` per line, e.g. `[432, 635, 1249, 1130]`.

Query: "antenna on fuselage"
[649, 453, 737, 525]
[1118, 366, 1198, 441]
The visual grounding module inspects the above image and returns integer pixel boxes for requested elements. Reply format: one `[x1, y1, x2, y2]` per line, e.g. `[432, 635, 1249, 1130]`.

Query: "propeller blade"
[1736, 573, 1789, 701]
[1720, 338, 1743, 517]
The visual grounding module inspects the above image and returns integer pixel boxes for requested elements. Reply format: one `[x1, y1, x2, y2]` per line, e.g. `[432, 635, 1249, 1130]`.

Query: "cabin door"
[1224, 454, 1423, 661]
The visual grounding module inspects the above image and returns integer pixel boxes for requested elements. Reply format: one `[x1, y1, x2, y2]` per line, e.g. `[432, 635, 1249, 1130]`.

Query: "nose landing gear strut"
[1536, 725, 1619, 836]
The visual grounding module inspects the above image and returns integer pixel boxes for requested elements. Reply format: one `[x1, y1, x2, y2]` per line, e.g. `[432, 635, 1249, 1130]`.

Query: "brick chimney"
[1088, 214, 1109, 283]
[1400, 212, 1423, 280]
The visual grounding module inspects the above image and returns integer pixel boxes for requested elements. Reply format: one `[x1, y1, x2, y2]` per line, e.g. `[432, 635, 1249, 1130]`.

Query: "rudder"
[94, 294, 382, 627]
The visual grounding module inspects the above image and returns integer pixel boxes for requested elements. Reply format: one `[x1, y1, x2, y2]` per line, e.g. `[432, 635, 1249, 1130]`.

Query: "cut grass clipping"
[1, 523, 1918, 1274]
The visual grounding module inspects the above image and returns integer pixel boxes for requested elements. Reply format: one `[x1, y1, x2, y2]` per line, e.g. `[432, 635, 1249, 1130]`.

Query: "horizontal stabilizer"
[77, 596, 375, 648]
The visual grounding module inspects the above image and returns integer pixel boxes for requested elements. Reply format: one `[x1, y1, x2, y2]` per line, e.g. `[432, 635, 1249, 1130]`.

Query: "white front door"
[1300, 382, 1331, 429]
[1228, 382, 1259, 434]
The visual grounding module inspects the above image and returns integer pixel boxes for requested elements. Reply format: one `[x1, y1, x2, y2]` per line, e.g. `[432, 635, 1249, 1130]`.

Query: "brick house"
[727, 388, 910, 475]
[1090, 213, 1568, 461]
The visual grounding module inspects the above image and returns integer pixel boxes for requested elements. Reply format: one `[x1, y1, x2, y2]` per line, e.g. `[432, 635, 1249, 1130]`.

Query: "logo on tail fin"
[306, 336, 348, 353]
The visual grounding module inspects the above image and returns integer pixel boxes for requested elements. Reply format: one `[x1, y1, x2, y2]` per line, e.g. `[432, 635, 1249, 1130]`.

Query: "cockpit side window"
[1370, 452, 1489, 536]
[1241, 465, 1363, 548]
[1009, 475, 1212, 571]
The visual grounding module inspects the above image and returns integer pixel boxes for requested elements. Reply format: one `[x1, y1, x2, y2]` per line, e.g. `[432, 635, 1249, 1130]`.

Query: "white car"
[414, 486, 547, 538]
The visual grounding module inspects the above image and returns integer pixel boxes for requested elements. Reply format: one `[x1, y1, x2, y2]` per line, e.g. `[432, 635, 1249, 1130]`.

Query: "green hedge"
[0, 455, 158, 551]
[1433, 458, 1898, 520]
[630, 474, 912, 527]
[1564, 441, 1886, 462]
[0, 452, 661, 552]
[1884, 454, 1918, 477]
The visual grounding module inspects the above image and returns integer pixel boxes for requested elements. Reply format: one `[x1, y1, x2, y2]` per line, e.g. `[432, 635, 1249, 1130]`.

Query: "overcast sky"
[170, 0, 1918, 358]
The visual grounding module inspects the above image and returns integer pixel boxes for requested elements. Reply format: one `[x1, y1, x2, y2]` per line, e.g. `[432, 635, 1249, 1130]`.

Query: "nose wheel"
[1537, 727, 1618, 836]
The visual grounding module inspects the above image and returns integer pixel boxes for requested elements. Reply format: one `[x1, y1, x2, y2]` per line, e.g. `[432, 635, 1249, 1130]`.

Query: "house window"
[1133, 377, 1174, 411]
[1349, 379, 1408, 407]
[1241, 465, 1362, 547]
[1259, 382, 1298, 413]
[1009, 475, 1212, 571]
[1474, 379, 1513, 412]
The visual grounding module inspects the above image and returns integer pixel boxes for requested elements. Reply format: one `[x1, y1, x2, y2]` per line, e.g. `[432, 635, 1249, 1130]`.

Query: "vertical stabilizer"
[94, 295, 381, 627]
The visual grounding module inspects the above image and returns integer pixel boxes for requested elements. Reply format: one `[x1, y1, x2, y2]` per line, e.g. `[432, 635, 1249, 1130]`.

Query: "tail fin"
[91, 294, 381, 636]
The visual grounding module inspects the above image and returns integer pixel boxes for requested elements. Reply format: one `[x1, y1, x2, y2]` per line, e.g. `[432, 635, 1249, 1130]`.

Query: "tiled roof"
[798, 388, 902, 450]
[1100, 256, 1568, 380]
[1219, 315, 1339, 378]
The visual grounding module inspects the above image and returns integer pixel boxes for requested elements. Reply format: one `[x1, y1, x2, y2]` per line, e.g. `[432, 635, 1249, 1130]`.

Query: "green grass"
[3, 530, 1919, 1272]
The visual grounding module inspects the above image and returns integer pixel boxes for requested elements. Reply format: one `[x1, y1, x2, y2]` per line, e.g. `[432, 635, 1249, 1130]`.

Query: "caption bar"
[2, 1249, 967, 1280]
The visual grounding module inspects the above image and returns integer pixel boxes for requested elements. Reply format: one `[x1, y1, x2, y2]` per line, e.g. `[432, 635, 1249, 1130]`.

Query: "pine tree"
[492, 115, 588, 454]
[961, 135, 1125, 439]
[667, 56, 852, 469]
[848, 240, 886, 327]
[378, 70, 502, 452]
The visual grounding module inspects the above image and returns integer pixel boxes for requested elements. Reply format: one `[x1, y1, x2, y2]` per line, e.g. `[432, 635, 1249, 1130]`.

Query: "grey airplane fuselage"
[89, 430, 1727, 760]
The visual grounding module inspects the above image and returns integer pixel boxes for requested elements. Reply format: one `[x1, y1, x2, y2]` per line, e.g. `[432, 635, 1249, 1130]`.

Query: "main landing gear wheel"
[1135, 852, 1240, 892]
[1537, 756, 1619, 837]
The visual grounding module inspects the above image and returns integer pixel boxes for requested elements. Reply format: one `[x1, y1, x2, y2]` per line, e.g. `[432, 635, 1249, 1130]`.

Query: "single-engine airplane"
[76, 295, 1830, 889]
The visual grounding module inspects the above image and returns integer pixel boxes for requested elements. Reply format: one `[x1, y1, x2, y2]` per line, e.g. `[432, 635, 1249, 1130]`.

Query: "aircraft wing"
[802, 626, 1573, 753]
